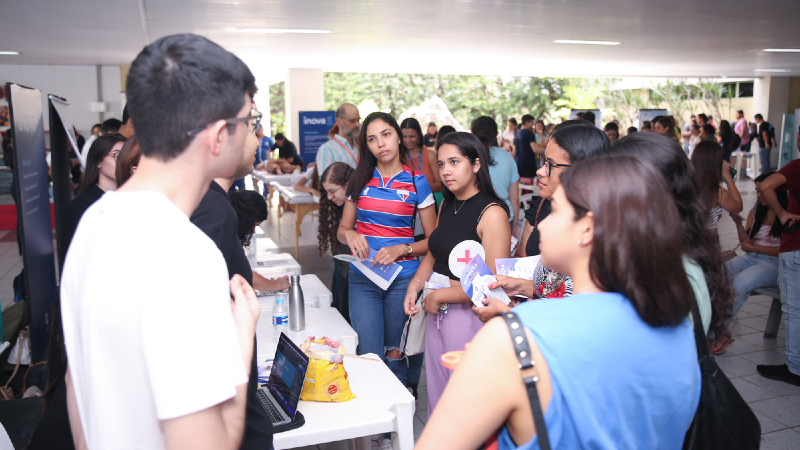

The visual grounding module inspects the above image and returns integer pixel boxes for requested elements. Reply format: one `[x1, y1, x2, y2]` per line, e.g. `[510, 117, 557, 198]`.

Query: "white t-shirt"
[61, 190, 247, 449]
[500, 129, 516, 147]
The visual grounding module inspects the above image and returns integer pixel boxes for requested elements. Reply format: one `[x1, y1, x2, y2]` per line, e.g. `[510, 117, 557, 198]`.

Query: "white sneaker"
[380, 438, 393, 450]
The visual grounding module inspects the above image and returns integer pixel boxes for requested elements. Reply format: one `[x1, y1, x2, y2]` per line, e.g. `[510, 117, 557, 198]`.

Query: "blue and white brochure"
[495, 256, 540, 280]
[460, 255, 511, 307]
[336, 248, 402, 290]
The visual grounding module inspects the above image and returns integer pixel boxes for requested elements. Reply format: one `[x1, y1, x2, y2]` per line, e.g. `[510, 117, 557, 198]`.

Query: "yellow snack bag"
[299, 337, 356, 402]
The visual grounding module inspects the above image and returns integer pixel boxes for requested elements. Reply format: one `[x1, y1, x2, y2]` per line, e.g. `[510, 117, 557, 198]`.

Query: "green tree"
[269, 82, 285, 136]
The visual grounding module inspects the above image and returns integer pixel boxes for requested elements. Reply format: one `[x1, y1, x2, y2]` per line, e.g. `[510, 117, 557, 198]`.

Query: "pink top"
[752, 224, 781, 247]
[735, 118, 750, 145]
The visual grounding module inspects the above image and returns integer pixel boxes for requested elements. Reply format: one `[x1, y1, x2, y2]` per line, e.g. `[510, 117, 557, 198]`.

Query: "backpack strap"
[498, 312, 551, 450]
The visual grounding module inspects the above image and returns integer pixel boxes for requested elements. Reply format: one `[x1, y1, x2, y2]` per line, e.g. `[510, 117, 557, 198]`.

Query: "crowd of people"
[22, 33, 799, 450]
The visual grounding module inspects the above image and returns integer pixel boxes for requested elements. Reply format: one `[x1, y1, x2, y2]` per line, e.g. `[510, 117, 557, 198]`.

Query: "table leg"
[294, 203, 317, 256]
[391, 399, 415, 450]
[347, 436, 371, 450]
[267, 184, 275, 225]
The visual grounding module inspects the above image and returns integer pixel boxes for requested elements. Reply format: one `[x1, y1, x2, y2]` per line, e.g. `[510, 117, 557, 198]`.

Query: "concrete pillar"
[753, 77, 790, 168]
[284, 68, 324, 145]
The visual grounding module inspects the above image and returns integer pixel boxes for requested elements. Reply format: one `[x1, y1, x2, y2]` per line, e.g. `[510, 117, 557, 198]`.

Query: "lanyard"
[409, 150, 423, 172]
[335, 138, 358, 164]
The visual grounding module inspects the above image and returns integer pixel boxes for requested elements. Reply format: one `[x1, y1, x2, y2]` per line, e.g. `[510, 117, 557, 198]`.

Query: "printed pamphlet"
[460, 255, 511, 307]
[337, 248, 402, 290]
[495, 256, 540, 280]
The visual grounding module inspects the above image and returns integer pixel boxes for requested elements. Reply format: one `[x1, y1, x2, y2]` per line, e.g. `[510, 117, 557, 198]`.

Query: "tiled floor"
[2, 177, 798, 448]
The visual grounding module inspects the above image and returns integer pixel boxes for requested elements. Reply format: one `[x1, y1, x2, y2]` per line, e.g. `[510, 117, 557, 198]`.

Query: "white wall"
[0, 64, 122, 137]
[284, 68, 324, 145]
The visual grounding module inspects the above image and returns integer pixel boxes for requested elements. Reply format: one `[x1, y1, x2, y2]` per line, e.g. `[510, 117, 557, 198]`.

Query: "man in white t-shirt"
[61, 34, 261, 450]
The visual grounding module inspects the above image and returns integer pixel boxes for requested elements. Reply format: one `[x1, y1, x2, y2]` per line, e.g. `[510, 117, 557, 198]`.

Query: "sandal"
[710, 335, 735, 355]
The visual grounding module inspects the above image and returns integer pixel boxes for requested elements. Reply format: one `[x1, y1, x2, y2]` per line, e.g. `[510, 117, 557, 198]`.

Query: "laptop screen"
[268, 333, 310, 418]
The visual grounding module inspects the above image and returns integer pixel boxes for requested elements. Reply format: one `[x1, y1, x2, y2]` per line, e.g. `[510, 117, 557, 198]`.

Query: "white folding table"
[255, 308, 414, 450]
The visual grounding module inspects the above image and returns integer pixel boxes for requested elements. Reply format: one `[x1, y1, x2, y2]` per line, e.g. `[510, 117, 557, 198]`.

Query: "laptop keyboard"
[257, 389, 287, 424]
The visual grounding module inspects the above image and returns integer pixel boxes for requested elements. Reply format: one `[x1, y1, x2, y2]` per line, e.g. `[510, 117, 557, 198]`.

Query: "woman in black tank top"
[403, 132, 510, 415]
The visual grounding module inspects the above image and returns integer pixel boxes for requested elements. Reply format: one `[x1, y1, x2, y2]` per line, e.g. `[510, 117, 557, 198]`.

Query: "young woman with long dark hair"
[609, 132, 734, 342]
[337, 112, 437, 386]
[318, 162, 355, 322]
[417, 155, 700, 449]
[712, 171, 788, 354]
[404, 131, 511, 416]
[401, 117, 439, 194]
[69, 133, 127, 243]
[471, 116, 520, 236]
[691, 140, 743, 231]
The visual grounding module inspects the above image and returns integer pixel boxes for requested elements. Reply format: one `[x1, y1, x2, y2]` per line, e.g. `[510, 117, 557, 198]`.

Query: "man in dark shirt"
[271, 133, 304, 168]
[754, 114, 776, 174]
[514, 114, 538, 178]
[191, 123, 289, 450]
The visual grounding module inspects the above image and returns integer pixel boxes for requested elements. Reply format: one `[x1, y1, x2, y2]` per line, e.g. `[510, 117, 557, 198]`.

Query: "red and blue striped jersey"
[349, 166, 434, 276]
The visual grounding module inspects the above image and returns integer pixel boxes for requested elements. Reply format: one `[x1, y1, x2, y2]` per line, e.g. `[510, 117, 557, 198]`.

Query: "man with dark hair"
[514, 114, 538, 177]
[271, 133, 303, 168]
[697, 113, 708, 127]
[627, 126, 638, 135]
[576, 111, 584, 120]
[316, 102, 360, 174]
[756, 145, 800, 386]
[641, 121, 652, 132]
[701, 123, 717, 142]
[604, 122, 619, 144]
[61, 34, 261, 449]
[119, 104, 135, 138]
[582, 111, 596, 125]
[754, 113, 777, 174]
[80, 117, 123, 166]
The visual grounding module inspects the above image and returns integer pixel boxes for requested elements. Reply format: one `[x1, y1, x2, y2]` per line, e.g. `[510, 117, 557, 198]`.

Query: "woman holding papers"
[417, 155, 701, 450]
[337, 112, 436, 387]
[404, 131, 510, 417]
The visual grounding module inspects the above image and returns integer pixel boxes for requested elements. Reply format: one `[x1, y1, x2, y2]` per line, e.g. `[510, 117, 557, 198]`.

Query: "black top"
[68, 185, 105, 246]
[27, 379, 74, 450]
[271, 140, 303, 167]
[429, 191, 504, 280]
[757, 121, 773, 147]
[423, 134, 437, 148]
[719, 130, 732, 152]
[190, 181, 272, 450]
[514, 128, 537, 169]
[523, 196, 551, 257]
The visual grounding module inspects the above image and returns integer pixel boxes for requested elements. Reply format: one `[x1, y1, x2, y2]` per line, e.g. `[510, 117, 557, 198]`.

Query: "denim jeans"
[779, 250, 800, 375]
[348, 269, 412, 385]
[759, 146, 772, 174]
[724, 252, 779, 329]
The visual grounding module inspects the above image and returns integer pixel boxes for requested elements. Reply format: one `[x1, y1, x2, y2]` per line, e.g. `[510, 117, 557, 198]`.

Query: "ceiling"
[2, 0, 800, 84]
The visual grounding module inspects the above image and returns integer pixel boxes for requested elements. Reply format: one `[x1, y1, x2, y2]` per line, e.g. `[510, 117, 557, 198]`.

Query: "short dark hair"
[100, 118, 122, 134]
[560, 155, 694, 327]
[428, 121, 437, 127]
[275, 133, 285, 140]
[642, 121, 652, 130]
[627, 126, 638, 134]
[604, 122, 619, 132]
[91, 123, 102, 131]
[549, 119, 610, 163]
[697, 113, 708, 122]
[690, 114, 696, 119]
[470, 116, 499, 162]
[122, 104, 131, 125]
[521, 114, 534, 125]
[737, 110, 744, 116]
[77, 133, 127, 195]
[702, 124, 716, 136]
[507, 118, 517, 126]
[126, 33, 257, 161]
[582, 111, 596, 123]
[754, 113, 763, 120]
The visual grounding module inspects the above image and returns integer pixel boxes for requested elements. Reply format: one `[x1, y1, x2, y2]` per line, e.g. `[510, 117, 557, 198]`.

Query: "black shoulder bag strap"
[411, 169, 419, 234]
[499, 312, 551, 450]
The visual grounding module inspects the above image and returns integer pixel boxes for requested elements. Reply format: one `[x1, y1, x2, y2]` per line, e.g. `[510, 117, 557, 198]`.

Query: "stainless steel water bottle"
[288, 274, 305, 332]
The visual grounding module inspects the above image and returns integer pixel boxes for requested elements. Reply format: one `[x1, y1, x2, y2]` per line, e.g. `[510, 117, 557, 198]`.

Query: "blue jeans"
[724, 253, 779, 329]
[348, 270, 412, 385]
[759, 146, 772, 174]
[779, 250, 800, 375]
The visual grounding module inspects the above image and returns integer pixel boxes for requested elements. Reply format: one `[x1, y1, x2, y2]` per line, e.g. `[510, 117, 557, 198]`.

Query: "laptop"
[256, 332, 310, 432]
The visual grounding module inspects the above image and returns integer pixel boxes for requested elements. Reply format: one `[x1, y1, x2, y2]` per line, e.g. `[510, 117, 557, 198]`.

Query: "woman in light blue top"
[417, 155, 701, 450]
[472, 116, 520, 236]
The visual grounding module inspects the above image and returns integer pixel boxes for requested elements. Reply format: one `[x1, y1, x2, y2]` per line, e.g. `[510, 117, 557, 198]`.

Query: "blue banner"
[298, 111, 335, 169]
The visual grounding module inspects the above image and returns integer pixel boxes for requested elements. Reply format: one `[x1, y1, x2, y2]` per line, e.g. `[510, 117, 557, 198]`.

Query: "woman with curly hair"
[229, 190, 268, 248]
[318, 162, 354, 322]
[608, 132, 734, 343]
